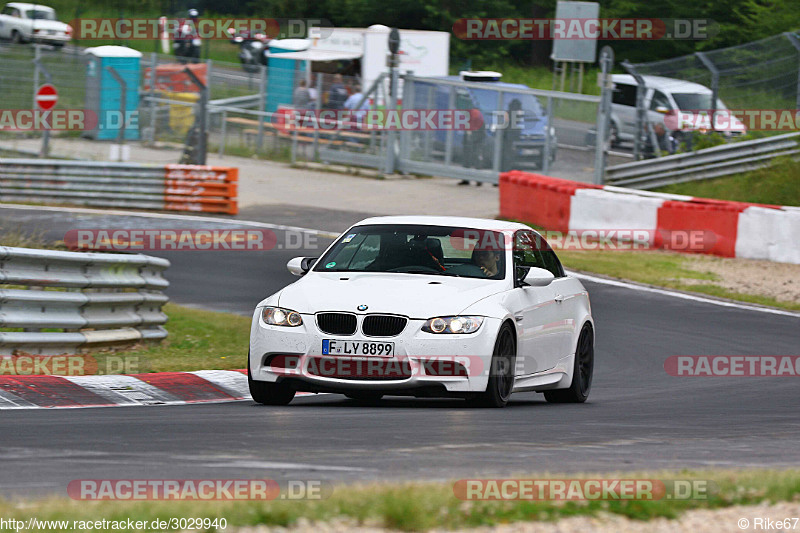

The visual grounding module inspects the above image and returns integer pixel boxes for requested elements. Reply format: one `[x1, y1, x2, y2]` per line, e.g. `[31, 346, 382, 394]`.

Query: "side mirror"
[287, 257, 317, 276]
[523, 267, 554, 287]
[655, 106, 670, 115]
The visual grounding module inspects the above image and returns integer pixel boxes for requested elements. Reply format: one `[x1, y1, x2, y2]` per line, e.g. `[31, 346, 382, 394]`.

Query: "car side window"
[649, 90, 671, 111]
[612, 83, 638, 107]
[539, 241, 565, 278]
[513, 231, 548, 283]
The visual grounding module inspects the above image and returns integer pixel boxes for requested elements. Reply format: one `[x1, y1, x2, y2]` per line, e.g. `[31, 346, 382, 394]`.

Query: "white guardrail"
[605, 132, 800, 189]
[0, 247, 170, 355]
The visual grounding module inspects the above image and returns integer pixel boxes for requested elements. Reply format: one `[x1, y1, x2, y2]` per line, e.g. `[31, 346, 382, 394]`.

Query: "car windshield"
[27, 9, 56, 20]
[313, 224, 507, 279]
[672, 93, 725, 110]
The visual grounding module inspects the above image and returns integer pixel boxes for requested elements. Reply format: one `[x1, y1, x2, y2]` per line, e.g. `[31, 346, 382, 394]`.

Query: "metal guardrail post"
[695, 52, 719, 132]
[785, 32, 800, 111]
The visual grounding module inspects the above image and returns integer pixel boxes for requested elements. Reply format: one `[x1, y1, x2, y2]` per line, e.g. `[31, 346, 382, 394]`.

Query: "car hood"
[275, 272, 508, 318]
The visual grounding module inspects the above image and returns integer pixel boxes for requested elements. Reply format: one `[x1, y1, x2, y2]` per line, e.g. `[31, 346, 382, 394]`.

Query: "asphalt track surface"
[1, 206, 799, 498]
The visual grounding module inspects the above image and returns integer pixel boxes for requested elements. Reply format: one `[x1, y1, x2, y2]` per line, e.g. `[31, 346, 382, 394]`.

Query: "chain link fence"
[621, 31, 800, 159]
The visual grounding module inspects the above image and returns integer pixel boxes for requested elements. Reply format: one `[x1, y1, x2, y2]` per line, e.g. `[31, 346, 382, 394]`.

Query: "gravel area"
[685, 255, 800, 304]
[228, 501, 800, 532]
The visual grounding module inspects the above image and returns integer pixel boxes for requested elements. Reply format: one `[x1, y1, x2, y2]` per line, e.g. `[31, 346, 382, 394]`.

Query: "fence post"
[399, 74, 415, 166]
[205, 59, 213, 101]
[32, 44, 40, 109]
[785, 32, 800, 111]
[313, 72, 323, 160]
[695, 52, 719, 132]
[444, 85, 456, 166]
[105, 67, 127, 144]
[491, 90, 503, 173]
[593, 46, 614, 184]
[257, 65, 267, 150]
[622, 60, 649, 160]
[543, 95, 554, 175]
[182, 67, 208, 164]
[219, 109, 227, 156]
[32, 53, 52, 158]
[149, 52, 158, 144]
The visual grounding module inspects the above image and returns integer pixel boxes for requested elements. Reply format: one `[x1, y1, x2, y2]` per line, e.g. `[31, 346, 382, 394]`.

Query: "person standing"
[293, 79, 312, 108]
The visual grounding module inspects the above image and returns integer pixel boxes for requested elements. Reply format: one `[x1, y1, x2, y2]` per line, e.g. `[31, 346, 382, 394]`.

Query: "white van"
[609, 74, 745, 146]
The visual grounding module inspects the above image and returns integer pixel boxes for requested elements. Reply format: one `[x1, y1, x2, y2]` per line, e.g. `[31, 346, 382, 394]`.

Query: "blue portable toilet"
[266, 39, 309, 113]
[84, 46, 141, 140]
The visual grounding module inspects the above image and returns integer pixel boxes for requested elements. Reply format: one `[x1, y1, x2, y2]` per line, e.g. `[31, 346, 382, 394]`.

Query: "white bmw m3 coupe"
[248, 216, 594, 407]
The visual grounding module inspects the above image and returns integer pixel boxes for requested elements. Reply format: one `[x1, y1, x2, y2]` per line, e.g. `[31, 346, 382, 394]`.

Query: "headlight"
[262, 306, 303, 327]
[422, 316, 483, 334]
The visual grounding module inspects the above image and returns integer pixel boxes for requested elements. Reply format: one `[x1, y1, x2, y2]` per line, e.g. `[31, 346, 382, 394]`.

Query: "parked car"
[0, 2, 70, 46]
[609, 74, 746, 147]
[411, 71, 557, 171]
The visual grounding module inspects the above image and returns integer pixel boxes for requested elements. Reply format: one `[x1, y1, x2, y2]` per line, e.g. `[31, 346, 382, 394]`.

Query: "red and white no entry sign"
[35, 84, 58, 111]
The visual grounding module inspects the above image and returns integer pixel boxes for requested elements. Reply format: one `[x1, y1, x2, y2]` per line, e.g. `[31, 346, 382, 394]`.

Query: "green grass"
[121, 303, 249, 373]
[653, 157, 800, 207]
[0, 469, 799, 531]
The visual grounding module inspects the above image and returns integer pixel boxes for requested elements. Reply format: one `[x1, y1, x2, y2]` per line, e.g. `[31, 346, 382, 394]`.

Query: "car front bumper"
[249, 309, 503, 394]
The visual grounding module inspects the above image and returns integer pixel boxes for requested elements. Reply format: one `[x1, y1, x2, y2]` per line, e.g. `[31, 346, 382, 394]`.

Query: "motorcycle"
[174, 18, 201, 63]
[227, 28, 270, 73]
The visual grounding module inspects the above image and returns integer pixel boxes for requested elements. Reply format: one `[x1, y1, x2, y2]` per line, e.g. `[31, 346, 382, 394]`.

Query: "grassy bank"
[1, 469, 798, 531]
[116, 303, 250, 373]
[558, 249, 800, 312]
[653, 157, 800, 207]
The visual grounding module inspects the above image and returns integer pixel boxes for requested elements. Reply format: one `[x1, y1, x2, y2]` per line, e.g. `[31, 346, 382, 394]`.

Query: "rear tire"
[472, 323, 516, 408]
[544, 323, 593, 403]
[248, 352, 295, 405]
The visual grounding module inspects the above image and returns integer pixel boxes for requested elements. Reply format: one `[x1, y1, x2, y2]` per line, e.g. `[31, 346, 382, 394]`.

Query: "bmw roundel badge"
[357, 304, 368, 311]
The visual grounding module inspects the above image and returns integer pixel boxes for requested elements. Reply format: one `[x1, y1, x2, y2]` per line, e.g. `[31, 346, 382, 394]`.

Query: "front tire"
[545, 323, 593, 403]
[472, 323, 516, 408]
[248, 352, 295, 405]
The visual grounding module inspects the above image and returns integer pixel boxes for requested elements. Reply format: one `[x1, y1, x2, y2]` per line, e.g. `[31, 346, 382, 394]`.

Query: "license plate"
[322, 339, 394, 357]
[521, 148, 541, 156]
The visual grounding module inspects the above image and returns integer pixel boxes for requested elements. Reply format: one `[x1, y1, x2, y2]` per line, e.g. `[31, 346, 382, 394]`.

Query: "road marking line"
[0, 203, 341, 239]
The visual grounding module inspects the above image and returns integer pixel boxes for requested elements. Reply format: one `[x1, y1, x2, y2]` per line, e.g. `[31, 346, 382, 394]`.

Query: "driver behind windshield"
[471, 249, 502, 278]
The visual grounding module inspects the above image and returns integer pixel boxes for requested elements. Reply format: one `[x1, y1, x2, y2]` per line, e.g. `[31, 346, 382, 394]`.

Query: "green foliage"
[37, 0, 800, 67]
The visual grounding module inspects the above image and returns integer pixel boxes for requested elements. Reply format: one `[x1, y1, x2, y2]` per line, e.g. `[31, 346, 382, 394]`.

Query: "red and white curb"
[500, 171, 800, 264]
[0, 370, 310, 409]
